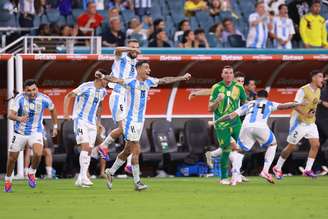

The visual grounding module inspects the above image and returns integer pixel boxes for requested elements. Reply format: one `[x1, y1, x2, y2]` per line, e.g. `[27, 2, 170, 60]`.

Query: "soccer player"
[96, 40, 141, 174]
[97, 61, 191, 191]
[215, 90, 304, 185]
[4, 79, 58, 192]
[273, 70, 324, 179]
[208, 66, 247, 184]
[63, 74, 108, 187]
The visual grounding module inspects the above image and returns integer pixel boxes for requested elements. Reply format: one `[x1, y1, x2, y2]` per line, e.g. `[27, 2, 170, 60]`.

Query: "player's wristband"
[53, 124, 58, 129]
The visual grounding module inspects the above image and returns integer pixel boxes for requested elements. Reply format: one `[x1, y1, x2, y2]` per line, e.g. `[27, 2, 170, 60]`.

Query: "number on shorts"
[77, 128, 83, 135]
[293, 130, 298, 139]
[131, 126, 136, 133]
[119, 104, 124, 112]
[11, 136, 16, 143]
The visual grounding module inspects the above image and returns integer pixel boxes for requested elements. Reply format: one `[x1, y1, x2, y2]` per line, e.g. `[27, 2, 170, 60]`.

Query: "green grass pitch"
[0, 177, 328, 219]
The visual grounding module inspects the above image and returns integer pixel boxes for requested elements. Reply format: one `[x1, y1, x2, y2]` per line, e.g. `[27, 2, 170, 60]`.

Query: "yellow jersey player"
[273, 70, 324, 179]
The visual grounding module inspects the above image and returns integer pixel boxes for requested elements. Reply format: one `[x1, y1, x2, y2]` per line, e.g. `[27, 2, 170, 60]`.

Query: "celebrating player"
[96, 40, 140, 174]
[215, 90, 304, 185]
[4, 79, 58, 192]
[273, 70, 324, 179]
[97, 61, 191, 191]
[208, 66, 247, 184]
[63, 74, 108, 187]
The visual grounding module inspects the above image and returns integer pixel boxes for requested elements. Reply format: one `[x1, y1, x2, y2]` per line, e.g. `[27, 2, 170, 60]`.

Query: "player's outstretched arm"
[188, 89, 211, 100]
[277, 101, 307, 110]
[95, 70, 124, 85]
[114, 47, 141, 58]
[63, 91, 76, 120]
[158, 73, 191, 85]
[49, 108, 58, 137]
[215, 112, 238, 124]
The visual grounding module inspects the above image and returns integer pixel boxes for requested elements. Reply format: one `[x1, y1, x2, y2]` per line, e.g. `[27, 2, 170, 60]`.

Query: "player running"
[214, 90, 304, 185]
[273, 70, 324, 179]
[96, 40, 140, 174]
[4, 79, 58, 192]
[97, 61, 191, 191]
[208, 66, 247, 184]
[63, 74, 108, 187]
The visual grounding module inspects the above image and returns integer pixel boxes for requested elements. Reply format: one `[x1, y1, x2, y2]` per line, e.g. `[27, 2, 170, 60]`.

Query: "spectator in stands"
[77, 1, 104, 36]
[174, 19, 191, 45]
[108, 7, 120, 19]
[2, 0, 17, 15]
[222, 18, 245, 46]
[246, 1, 270, 48]
[180, 30, 196, 48]
[148, 28, 171, 47]
[126, 16, 153, 42]
[134, 0, 152, 20]
[35, 0, 47, 17]
[194, 28, 209, 48]
[209, 23, 223, 47]
[60, 25, 77, 53]
[300, 0, 327, 48]
[102, 17, 126, 47]
[270, 4, 295, 49]
[209, 0, 221, 17]
[18, 0, 36, 31]
[149, 18, 165, 39]
[50, 22, 61, 35]
[244, 79, 257, 101]
[264, 0, 285, 15]
[58, 0, 73, 23]
[184, 0, 208, 17]
[38, 23, 51, 36]
[107, 0, 133, 11]
[287, 0, 310, 46]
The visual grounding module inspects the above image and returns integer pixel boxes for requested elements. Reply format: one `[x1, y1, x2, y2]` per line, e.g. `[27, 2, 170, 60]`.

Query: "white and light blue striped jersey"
[247, 13, 269, 48]
[235, 99, 280, 127]
[124, 77, 159, 123]
[108, 53, 137, 95]
[10, 93, 54, 135]
[72, 81, 107, 125]
[271, 16, 295, 49]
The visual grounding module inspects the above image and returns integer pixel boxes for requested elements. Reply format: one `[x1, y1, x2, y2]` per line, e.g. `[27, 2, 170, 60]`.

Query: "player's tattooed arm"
[188, 89, 211, 100]
[158, 73, 191, 85]
[277, 102, 306, 110]
[7, 110, 28, 123]
[49, 108, 58, 137]
[208, 93, 225, 112]
[215, 112, 238, 124]
[63, 91, 77, 120]
[114, 47, 141, 58]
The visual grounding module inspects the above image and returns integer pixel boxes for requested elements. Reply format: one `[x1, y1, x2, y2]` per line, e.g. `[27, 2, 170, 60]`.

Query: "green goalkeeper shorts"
[215, 123, 242, 151]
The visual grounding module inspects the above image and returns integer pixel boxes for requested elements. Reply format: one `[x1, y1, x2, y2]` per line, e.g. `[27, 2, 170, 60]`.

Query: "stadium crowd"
[1, 0, 328, 49]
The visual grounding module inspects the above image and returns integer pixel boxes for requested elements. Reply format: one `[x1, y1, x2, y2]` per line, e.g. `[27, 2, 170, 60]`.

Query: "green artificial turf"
[0, 177, 327, 219]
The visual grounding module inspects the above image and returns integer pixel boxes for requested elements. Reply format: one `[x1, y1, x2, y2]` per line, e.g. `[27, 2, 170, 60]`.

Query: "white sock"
[305, 157, 315, 171]
[231, 152, 244, 177]
[24, 168, 29, 176]
[28, 167, 36, 175]
[5, 175, 12, 182]
[276, 156, 286, 171]
[262, 145, 277, 173]
[132, 164, 141, 183]
[102, 134, 115, 147]
[46, 166, 52, 177]
[90, 147, 99, 159]
[126, 154, 132, 167]
[79, 151, 91, 179]
[109, 157, 125, 175]
[210, 148, 222, 157]
[229, 151, 237, 162]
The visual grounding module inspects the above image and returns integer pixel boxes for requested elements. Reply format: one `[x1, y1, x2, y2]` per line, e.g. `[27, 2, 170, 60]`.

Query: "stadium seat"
[272, 118, 290, 154]
[195, 11, 214, 32]
[139, 129, 162, 162]
[189, 16, 199, 30]
[121, 10, 136, 27]
[227, 34, 246, 47]
[151, 120, 189, 161]
[183, 119, 210, 155]
[72, 9, 84, 22]
[0, 9, 12, 27]
[206, 33, 218, 48]
[46, 9, 60, 23]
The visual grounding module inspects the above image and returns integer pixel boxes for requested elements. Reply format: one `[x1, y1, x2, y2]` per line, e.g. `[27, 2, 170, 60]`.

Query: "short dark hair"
[155, 28, 165, 37]
[178, 19, 188, 30]
[245, 79, 256, 86]
[182, 30, 193, 43]
[234, 71, 245, 78]
[96, 68, 110, 75]
[223, 65, 233, 70]
[136, 61, 149, 69]
[257, 89, 268, 98]
[194, 28, 205, 35]
[255, 0, 264, 8]
[223, 18, 233, 25]
[278, 3, 287, 10]
[311, 0, 321, 6]
[310, 69, 323, 77]
[153, 18, 164, 27]
[23, 79, 38, 88]
[127, 39, 139, 44]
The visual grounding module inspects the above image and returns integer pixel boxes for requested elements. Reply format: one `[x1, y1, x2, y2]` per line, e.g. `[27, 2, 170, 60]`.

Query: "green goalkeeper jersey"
[210, 80, 247, 129]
